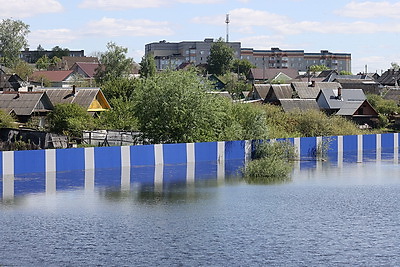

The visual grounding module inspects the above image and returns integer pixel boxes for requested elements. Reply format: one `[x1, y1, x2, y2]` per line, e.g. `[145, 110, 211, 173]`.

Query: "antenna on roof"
[225, 14, 230, 43]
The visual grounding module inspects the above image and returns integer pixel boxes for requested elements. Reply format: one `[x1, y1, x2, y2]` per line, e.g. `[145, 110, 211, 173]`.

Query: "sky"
[2, 0, 400, 74]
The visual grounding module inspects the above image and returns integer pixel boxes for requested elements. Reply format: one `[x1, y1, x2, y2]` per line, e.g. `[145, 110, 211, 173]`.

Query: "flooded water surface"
[1, 160, 400, 266]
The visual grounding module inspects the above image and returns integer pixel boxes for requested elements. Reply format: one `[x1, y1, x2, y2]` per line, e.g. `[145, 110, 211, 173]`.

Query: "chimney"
[309, 80, 316, 87]
[337, 87, 342, 100]
[72, 84, 76, 95]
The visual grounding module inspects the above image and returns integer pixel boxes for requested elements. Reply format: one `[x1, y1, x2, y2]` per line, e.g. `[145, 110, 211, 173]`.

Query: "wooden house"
[30, 70, 75, 88]
[317, 88, 378, 125]
[37, 87, 111, 115]
[0, 91, 53, 124]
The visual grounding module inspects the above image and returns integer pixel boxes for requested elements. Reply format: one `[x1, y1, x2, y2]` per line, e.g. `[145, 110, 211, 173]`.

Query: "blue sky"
[2, 0, 400, 73]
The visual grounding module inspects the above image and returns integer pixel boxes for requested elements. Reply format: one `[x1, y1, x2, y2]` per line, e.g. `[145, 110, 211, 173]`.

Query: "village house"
[0, 91, 53, 125]
[30, 70, 75, 88]
[36, 86, 111, 115]
[316, 88, 378, 125]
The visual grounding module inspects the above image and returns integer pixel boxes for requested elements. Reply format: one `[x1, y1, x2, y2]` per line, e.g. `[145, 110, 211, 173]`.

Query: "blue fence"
[1, 133, 399, 199]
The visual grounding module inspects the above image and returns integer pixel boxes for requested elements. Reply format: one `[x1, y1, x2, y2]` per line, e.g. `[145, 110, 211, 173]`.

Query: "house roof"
[71, 62, 99, 78]
[318, 88, 366, 110]
[0, 91, 53, 116]
[249, 68, 299, 80]
[60, 56, 99, 70]
[336, 101, 365, 116]
[382, 88, 400, 102]
[253, 84, 270, 99]
[377, 69, 400, 86]
[292, 82, 341, 99]
[280, 99, 320, 112]
[37, 87, 111, 111]
[269, 84, 293, 99]
[31, 70, 74, 82]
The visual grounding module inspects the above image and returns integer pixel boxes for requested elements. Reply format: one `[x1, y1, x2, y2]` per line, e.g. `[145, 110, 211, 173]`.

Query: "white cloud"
[28, 29, 76, 46]
[177, 0, 223, 3]
[239, 35, 286, 49]
[0, 0, 63, 18]
[84, 17, 174, 37]
[336, 1, 400, 19]
[78, 0, 166, 10]
[78, 0, 223, 10]
[193, 8, 400, 35]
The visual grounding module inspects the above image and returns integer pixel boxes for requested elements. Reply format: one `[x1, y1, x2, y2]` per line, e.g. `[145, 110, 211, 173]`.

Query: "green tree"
[50, 46, 69, 59]
[391, 62, 400, 71]
[207, 38, 234, 75]
[0, 109, 16, 128]
[231, 58, 254, 76]
[46, 103, 96, 138]
[13, 60, 33, 81]
[339, 70, 352, 75]
[94, 42, 134, 85]
[133, 70, 235, 143]
[139, 53, 157, 78]
[309, 65, 329, 72]
[36, 55, 50, 70]
[0, 19, 30, 68]
[101, 77, 140, 101]
[97, 98, 139, 131]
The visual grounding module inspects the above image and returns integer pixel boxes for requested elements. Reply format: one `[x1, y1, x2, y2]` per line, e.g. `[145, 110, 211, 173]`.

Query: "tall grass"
[243, 141, 297, 184]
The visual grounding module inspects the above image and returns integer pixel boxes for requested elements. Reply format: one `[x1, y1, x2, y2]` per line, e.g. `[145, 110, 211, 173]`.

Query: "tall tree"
[139, 53, 156, 78]
[50, 46, 69, 59]
[94, 42, 134, 84]
[207, 38, 234, 75]
[231, 58, 255, 76]
[0, 19, 30, 68]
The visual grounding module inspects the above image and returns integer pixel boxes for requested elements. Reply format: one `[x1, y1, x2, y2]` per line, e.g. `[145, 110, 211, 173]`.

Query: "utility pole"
[225, 14, 230, 43]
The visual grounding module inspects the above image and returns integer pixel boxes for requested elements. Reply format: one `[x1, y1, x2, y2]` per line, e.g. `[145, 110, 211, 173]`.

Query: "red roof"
[31, 70, 74, 82]
[71, 62, 100, 78]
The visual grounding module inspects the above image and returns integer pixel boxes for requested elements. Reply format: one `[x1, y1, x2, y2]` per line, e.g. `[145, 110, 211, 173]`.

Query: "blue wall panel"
[131, 166, 155, 185]
[381, 133, 394, 152]
[94, 146, 121, 169]
[56, 148, 85, 172]
[56, 170, 85, 190]
[163, 143, 187, 165]
[195, 142, 217, 162]
[300, 137, 317, 158]
[343, 135, 358, 152]
[14, 173, 45, 196]
[14, 150, 45, 175]
[226, 159, 244, 177]
[363, 134, 376, 151]
[131, 145, 155, 166]
[195, 161, 217, 180]
[0, 152, 2, 178]
[163, 165, 187, 184]
[225, 141, 245, 161]
[95, 168, 121, 187]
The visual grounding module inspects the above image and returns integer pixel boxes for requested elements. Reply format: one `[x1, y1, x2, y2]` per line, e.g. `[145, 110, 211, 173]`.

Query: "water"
[1, 161, 400, 266]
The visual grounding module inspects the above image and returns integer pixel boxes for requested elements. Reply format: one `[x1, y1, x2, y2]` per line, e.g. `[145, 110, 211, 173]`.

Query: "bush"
[243, 141, 296, 184]
[47, 103, 96, 138]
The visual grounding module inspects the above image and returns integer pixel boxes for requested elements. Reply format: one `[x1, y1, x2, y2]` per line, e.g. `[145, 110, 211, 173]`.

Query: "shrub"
[243, 141, 297, 184]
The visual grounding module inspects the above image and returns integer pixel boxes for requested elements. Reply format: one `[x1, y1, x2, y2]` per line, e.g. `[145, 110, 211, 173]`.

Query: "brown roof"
[0, 92, 53, 116]
[270, 84, 293, 99]
[71, 62, 99, 78]
[249, 68, 299, 80]
[291, 82, 341, 99]
[280, 99, 320, 112]
[37, 88, 111, 110]
[31, 70, 74, 82]
[61, 56, 99, 70]
[253, 84, 270, 99]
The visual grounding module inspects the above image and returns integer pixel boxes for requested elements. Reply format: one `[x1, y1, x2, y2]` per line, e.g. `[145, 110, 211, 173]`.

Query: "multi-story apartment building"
[19, 48, 85, 63]
[145, 39, 352, 73]
[145, 39, 241, 70]
[241, 47, 351, 73]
